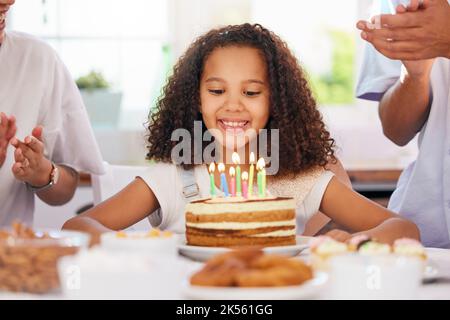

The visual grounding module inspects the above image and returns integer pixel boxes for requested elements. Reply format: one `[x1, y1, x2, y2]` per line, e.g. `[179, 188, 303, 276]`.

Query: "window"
[8, 0, 417, 168]
[251, 0, 358, 106]
[10, 0, 170, 128]
[250, 0, 417, 169]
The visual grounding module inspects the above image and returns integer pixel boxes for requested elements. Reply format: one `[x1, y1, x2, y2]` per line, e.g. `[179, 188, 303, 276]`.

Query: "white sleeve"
[137, 162, 179, 229]
[355, 0, 403, 102]
[38, 53, 105, 175]
[356, 44, 402, 101]
[296, 170, 334, 233]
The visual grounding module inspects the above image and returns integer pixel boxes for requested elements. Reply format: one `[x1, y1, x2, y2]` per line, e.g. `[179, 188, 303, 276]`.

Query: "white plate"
[182, 272, 328, 300]
[177, 236, 311, 262]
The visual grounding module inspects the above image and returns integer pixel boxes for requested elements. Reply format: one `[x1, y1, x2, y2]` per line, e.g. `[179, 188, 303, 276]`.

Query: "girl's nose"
[224, 95, 244, 112]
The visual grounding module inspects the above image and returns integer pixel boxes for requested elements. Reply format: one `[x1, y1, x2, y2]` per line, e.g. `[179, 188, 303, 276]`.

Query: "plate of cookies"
[182, 248, 327, 300]
[178, 235, 311, 262]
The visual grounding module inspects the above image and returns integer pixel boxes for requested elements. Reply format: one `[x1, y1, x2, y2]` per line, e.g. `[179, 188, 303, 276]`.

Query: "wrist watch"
[26, 162, 60, 192]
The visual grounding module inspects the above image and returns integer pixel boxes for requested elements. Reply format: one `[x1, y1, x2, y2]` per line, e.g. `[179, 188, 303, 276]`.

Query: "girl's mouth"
[217, 119, 250, 134]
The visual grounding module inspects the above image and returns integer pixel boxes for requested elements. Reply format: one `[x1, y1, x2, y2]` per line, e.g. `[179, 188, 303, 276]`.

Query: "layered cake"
[185, 196, 296, 247]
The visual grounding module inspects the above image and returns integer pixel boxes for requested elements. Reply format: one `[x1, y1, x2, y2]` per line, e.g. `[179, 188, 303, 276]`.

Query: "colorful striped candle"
[257, 158, 266, 197]
[232, 152, 241, 196]
[209, 162, 216, 198]
[248, 152, 255, 197]
[218, 163, 229, 197]
[242, 171, 248, 198]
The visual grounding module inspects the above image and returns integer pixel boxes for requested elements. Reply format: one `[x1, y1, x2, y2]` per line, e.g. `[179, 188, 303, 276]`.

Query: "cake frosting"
[348, 234, 371, 251]
[358, 241, 391, 255]
[393, 238, 427, 260]
[185, 196, 296, 247]
[309, 236, 349, 271]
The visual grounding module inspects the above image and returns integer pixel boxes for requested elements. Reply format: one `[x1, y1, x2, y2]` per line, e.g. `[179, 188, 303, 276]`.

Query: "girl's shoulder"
[139, 161, 178, 180]
[268, 166, 332, 204]
[142, 162, 205, 180]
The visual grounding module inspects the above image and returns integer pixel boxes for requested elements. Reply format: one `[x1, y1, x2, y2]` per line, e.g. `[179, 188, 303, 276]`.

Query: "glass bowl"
[0, 228, 90, 294]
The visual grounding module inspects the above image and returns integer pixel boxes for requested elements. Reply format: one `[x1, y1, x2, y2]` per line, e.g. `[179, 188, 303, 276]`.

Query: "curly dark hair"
[147, 23, 335, 175]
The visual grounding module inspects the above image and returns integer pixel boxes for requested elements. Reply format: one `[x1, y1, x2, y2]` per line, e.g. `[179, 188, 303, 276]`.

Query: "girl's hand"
[325, 229, 352, 243]
[0, 112, 16, 168]
[10, 126, 53, 187]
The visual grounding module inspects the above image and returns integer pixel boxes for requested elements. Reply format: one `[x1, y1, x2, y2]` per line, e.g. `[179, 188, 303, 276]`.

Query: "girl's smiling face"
[200, 45, 270, 151]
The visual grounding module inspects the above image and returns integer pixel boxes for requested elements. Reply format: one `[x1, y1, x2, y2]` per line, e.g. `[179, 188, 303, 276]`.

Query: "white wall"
[169, 0, 251, 59]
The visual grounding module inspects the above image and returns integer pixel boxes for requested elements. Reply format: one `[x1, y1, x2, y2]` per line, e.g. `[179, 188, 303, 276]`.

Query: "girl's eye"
[244, 91, 261, 97]
[208, 89, 224, 95]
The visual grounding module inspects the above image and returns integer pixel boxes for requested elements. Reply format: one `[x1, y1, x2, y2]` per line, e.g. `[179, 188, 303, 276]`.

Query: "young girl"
[63, 24, 419, 245]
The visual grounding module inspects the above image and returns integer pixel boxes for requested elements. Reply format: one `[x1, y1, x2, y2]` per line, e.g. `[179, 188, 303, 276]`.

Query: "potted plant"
[76, 71, 122, 128]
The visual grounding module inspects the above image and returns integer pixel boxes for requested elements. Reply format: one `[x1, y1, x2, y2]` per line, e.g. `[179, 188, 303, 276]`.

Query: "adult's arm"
[377, 60, 434, 146]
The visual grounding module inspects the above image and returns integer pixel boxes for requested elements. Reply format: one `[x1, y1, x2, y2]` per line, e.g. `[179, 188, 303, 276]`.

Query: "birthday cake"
[185, 196, 297, 247]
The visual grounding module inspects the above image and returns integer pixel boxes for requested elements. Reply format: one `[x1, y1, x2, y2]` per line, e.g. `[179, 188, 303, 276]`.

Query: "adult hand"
[10, 126, 53, 187]
[0, 0, 15, 44]
[394, 2, 436, 78]
[0, 112, 16, 168]
[356, 0, 450, 60]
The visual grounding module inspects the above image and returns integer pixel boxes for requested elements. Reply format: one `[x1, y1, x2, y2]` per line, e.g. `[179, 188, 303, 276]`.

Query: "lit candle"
[218, 163, 229, 197]
[262, 166, 266, 198]
[229, 167, 236, 197]
[248, 152, 255, 197]
[242, 171, 248, 198]
[209, 163, 216, 198]
[232, 152, 241, 196]
[257, 164, 262, 197]
[257, 158, 266, 197]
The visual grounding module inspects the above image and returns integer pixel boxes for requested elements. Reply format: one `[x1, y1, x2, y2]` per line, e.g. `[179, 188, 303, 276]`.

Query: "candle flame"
[242, 171, 248, 181]
[256, 158, 265, 170]
[232, 152, 240, 165]
[229, 167, 235, 176]
[250, 152, 255, 164]
[218, 163, 225, 173]
[209, 162, 215, 173]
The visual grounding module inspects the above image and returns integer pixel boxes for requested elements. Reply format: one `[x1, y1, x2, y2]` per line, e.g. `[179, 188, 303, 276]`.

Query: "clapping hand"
[356, 0, 450, 61]
[0, 112, 16, 168]
[10, 126, 53, 187]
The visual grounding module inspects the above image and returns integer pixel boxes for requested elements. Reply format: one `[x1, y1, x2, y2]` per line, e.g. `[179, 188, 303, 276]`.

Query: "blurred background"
[6, 0, 418, 227]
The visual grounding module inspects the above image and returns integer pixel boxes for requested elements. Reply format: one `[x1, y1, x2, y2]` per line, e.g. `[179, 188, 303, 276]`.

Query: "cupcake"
[357, 240, 391, 256]
[393, 238, 427, 260]
[348, 234, 372, 252]
[310, 236, 348, 272]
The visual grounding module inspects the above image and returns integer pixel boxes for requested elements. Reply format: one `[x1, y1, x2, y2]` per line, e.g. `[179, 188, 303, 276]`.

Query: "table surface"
[1, 247, 449, 300]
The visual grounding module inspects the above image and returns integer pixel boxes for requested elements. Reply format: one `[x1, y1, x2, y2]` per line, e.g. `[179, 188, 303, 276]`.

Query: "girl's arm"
[320, 177, 420, 244]
[62, 177, 160, 245]
[303, 159, 352, 236]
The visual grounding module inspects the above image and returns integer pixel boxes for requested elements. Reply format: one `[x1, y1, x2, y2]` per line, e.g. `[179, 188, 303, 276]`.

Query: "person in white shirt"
[356, 0, 450, 248]
[0, 0, 104, 226]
